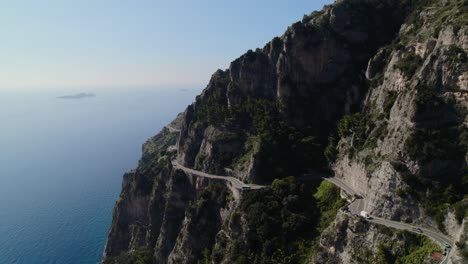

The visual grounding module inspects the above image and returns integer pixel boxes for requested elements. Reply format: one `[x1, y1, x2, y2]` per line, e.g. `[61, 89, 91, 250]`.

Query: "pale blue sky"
[0, 0, 332, 90]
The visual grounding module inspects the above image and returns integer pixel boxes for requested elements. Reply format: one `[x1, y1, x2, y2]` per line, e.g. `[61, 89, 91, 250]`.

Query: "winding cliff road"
[321, 176, 453, 264]
[172, 164, 453, 263]
[171, 160, 265, 190]
[169, 142, 452, 263]
[165, 125, 181, 133]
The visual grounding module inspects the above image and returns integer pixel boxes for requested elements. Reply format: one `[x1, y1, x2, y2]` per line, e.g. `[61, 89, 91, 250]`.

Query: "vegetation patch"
[403, 0, 467, 39]
[313, 181, 347, 231]
[403, 125, 467, 228]
[383, 91, 398, 118]
[399, 76, 467, 228]
[452, 199, 468, 224]
[104, 247, 153, 264]
[232, 136, 260, 170]
[445, 44, 467, 64]
[196, 87, 230, 125]
[213, 131, 240, 143]
[336, 111, 388, 160]
[405, 128, 462, 161]
[394, 52, 422, 78]
[324, 135, 337, 165]
[414, 84, 444, 111]
[197, 248, 211, 264]
[397, 233, 442, 264]
[219, 177, 345, 264]
[431, 0, 468, 31]
[232, 99, 322, 181]
[195, 91, 324, 181]
[370, 72, 385, 87]
[194, 154, 207, 170]
[368, 231, 442, 264]
[338, 113, 365, 139]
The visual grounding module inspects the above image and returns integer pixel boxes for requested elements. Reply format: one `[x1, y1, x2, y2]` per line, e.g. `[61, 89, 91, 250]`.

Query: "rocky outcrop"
[333, 0, 467, 224]
[176, 0, 411, 183]
[313, 211, 442, 264]
[103, 0, 467, 263]
[323, 0, 467, 262]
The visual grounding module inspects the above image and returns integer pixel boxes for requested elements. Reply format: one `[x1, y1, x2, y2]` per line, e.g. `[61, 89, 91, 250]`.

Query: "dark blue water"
[0, 88, 199, 264]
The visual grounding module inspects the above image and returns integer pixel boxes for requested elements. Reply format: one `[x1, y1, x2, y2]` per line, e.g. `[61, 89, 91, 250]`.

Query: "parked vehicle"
[443, 242, 451, 248]
[360, 211, 372, 219]
[241, 185, 251, 190]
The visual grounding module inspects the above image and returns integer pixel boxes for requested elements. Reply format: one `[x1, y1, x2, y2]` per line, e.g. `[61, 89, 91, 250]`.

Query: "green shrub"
[431, 0, 468, 29]
[394, 52, 422, 78]
[337, 112, 386, 155]
[104, 247, 153, 264]
[324, 136, 337, 164]
[338, 113, 365, 138]
[404, 128, 462, 161]
[402, 123, 466, 228]
[353, 229, 443, 264]
[234, 99, 323, 180]
[214, 131, 240, 142]
[194, 72, 232, 124]
[445, 45, 467, 63]
[377, 243, 395, 264]
[383, 91, 398, 117]
[370, 72, 385, 87]
[396, 234, 441, 264]
[238, 177, 316, 263]
[396, 188, 406, 197]
[196, 78, 329, 179]
[391, 161, 420, 189]
[363, 121, 388, 151]
[313, 181, 347, 231]
[310, 9, 330, 28]
[414, 84, 445, 112]
[197, 248, 211, 264]
[231, 178, 346, 263]
[453, 200, 468, 224]
[196, 87, 230, 124]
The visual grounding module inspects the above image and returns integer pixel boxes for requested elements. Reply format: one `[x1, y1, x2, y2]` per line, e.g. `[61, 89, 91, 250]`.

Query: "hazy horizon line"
[0, 82, 208, 92]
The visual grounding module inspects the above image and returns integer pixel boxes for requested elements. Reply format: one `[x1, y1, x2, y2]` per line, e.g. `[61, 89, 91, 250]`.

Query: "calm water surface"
[0, 87, 199, 264]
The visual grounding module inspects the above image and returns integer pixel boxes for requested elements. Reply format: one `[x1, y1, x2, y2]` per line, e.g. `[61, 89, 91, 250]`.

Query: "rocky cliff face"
[334, 5, 468, 223]
[102, 0, 467, 263]
[177, 0, 411, 183]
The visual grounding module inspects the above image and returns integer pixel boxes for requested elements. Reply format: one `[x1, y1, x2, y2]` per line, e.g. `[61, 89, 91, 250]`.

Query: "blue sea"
[0, 87, 200, 264]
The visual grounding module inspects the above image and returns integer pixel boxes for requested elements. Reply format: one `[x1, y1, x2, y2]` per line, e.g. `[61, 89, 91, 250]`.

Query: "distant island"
[58, 93, 95, 99]
[102, 1, 467, 264]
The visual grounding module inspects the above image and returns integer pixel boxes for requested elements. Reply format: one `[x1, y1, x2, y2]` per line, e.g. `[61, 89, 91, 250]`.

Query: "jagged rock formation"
[176, 0, 412, 183]
[328, 1, 468, 262]
[102, 0, 467, 263]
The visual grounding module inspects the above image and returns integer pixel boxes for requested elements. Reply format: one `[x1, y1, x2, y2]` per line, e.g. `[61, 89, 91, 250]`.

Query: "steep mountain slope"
[102, 0, 467, 263]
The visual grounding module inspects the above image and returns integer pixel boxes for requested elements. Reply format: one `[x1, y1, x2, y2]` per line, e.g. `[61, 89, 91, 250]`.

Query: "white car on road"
[360, 211, 372, 219]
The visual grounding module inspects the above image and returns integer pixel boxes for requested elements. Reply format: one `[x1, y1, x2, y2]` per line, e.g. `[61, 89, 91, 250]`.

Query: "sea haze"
[0, 87, 200, 264]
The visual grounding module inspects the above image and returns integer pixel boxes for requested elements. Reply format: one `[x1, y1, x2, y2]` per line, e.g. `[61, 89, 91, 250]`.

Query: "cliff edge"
[102, 0, 467, 263]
